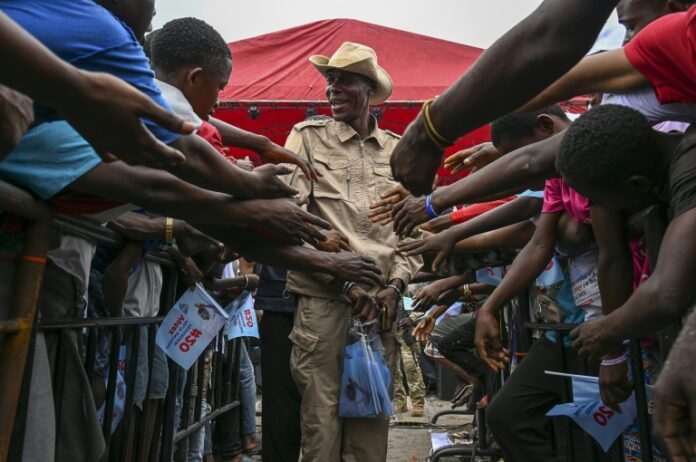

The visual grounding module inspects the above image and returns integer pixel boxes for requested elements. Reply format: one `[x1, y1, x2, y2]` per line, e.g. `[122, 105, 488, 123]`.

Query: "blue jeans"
[239, 343, 257, 436]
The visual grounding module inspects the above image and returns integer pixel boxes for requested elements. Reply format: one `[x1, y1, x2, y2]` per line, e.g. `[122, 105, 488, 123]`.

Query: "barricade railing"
[0, 180, 54, 462]
[0, 180, 242, 462]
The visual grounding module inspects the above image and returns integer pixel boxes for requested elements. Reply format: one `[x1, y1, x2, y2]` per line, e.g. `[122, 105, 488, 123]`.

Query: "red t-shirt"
[624, 7, 696, 104]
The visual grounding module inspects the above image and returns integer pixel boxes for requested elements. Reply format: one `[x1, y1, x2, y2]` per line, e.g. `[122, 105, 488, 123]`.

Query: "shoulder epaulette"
[293, 116, 334, 131]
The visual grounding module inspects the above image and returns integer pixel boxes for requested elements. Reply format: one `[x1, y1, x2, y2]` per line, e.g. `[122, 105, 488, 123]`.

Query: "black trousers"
[260, 311, 302, 462]
[487, 337, 607, 462]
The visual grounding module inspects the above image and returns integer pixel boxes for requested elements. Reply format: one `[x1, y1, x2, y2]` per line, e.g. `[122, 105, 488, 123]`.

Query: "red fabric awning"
[213, 19, 489, 185]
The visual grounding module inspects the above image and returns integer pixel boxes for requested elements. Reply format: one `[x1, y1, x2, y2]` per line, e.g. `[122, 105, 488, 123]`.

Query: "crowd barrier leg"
[0, 217, 51, 462]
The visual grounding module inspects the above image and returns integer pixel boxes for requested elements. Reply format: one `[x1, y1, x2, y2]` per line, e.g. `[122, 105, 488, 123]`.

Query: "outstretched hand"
[259, 142, 321, 182]
[474, 310, 509, 372]
[443, 142, 500, 174]
[60, 71, 194, 167]
[392, 196, 430, 237]
[368, 184, 410, 225]
[245, 163, 299, 198]
[398, 230, 458, 272]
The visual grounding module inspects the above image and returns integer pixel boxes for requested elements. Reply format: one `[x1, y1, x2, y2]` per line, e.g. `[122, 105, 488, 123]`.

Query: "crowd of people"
[0, 0, 695, 461]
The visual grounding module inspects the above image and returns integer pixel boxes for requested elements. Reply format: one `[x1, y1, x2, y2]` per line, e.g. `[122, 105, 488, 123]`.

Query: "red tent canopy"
[213, 19, 489, 185]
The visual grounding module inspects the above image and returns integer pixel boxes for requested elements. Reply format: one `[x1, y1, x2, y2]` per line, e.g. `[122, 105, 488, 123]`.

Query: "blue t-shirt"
[1, 0, 179, 145]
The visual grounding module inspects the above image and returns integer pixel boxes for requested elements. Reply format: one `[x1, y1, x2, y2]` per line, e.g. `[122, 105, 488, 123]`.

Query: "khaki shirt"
[284, 116, 423, 301]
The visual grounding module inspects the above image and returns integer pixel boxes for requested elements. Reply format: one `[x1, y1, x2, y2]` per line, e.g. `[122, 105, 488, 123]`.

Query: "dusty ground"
[254, 395, 474, 462]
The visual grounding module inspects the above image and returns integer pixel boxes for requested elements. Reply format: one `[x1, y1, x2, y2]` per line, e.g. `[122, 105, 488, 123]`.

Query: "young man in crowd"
[465, 108, 610, 461]
[555, 105, 696, 461]
[283, 42, 422, 461]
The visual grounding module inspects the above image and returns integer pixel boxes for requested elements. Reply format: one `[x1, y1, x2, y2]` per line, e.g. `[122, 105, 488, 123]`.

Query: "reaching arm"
[591, 205, 636, 410]
[572, 209, 696, 356]
[391, 134, 559, 237]
[517, 49, 649, 114]
[475, 212, 560, 371]
[399, 197, 542, 269]
[0, 12, 192, 166]
[390, 0, 619, 195]
[168, 134, 297, 199]
[209, 117, 319, 181]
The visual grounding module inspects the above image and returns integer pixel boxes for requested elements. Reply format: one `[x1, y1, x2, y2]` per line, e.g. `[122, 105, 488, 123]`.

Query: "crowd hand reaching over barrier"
[443, 142, 501, 175]
[328, 252, 383, 287]
[240, 164, 300, 199]
[412, 282, 449, 310]
[392, 195, 431, 237]
[474, 309, 509, 373]
[653, 316, 696, 462]
[398, 230, 458, 273]
[368, 184, 410, 225]
[259, 141, 321, 182]
[314, 229, 351, 253]
[347, 285, 379, 321]
[248, 197, 331, 246]
[0, 12, 194, 166]
[412, 314, 436, 343]
[0, 84, 33, 159]
[63, 71, 195, 167]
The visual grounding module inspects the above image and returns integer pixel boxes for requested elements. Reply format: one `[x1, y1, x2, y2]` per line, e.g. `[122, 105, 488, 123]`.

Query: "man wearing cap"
[284, 42, 423, 461]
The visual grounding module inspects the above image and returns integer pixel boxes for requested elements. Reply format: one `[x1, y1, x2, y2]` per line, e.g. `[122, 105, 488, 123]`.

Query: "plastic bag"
[338, 319, 393, 419]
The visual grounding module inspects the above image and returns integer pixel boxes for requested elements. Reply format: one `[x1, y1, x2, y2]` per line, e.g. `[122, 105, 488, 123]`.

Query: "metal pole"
[0, 217, 51, 461]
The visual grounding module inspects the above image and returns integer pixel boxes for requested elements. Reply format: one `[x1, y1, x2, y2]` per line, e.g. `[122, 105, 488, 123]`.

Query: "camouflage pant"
[394, 328, 425, 407]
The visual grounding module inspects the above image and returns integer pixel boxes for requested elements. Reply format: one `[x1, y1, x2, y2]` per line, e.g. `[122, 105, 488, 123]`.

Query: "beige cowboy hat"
[309, 42, 393, 104]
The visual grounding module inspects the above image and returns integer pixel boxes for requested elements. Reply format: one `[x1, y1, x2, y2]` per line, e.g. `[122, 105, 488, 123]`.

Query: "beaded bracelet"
[600, 354, 628, 367]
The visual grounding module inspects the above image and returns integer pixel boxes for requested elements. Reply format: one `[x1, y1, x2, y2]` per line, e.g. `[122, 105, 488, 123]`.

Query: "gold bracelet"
[165, 217, 174, 241]
[423, 99, 455, 147]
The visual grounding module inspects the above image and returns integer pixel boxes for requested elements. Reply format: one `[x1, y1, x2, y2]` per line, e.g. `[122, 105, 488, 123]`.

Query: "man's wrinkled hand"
[375, 285, 400, 331]
[347, 286, 379, 321]
[390, 118, 444, 196]
[328, 252, 383, 286]
[443, 142, 500, 174]
[368, 185, 410, 225]
[474, 310, 509, 372]
[0, 84, 33, 160]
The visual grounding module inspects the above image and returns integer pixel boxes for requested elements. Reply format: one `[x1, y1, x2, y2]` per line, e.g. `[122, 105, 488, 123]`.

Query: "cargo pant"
[393, 328, 425, 408]
[290, 295, 396, 462]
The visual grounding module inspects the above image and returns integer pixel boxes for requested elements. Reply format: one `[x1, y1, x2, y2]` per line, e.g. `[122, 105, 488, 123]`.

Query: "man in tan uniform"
[284, 42, 422, 461]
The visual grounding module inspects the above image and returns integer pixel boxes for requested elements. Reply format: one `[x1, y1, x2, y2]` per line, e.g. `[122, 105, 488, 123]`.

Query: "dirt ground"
[253, 395, 474, 462]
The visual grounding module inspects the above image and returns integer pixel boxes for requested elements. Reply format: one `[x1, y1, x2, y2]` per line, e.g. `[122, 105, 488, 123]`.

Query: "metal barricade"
[0, 180, 54, 462]
[0, 181, 242, 462]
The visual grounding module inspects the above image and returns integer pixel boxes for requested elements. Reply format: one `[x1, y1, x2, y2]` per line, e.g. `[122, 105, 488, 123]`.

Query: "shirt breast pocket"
[372, 159, 396, 198]
[312, 152, 349, 200]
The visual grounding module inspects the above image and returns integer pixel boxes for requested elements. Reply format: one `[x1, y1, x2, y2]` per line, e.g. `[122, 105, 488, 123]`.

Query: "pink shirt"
[541, 178, 591, 223]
